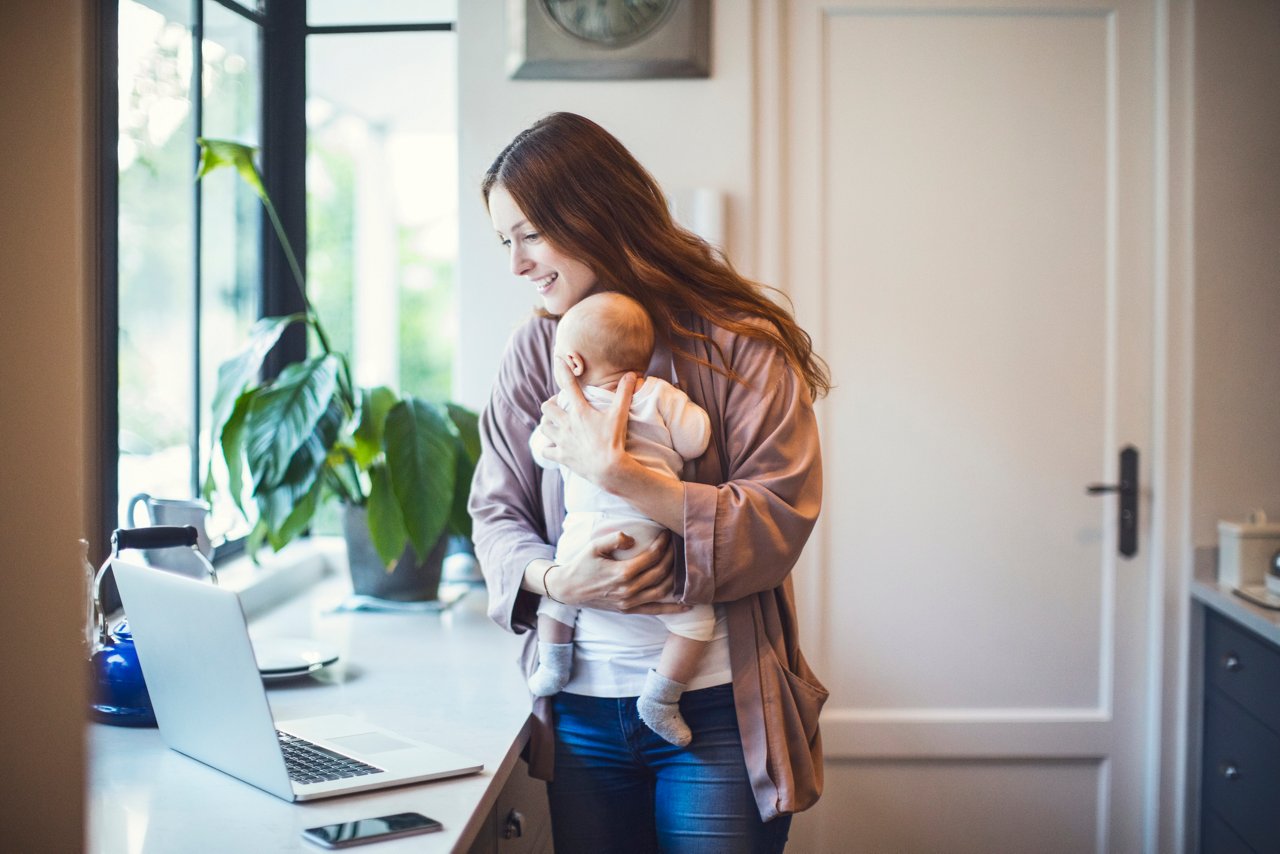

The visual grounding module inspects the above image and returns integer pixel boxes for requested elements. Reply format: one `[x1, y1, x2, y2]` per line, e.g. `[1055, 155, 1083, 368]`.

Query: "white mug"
[125, 494, 214, 574]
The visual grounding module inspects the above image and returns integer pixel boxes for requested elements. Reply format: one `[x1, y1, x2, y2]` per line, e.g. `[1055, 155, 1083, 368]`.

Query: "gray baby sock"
[637, 669, 692, 747]
[528, 642, 573, 697]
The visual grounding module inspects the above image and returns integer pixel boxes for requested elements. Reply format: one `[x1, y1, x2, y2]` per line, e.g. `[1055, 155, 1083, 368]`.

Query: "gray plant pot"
[341, 505, 445, 602]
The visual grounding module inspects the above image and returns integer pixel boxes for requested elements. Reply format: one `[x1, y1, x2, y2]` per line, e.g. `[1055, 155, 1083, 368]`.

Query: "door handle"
[1086, 445, 1138, 558]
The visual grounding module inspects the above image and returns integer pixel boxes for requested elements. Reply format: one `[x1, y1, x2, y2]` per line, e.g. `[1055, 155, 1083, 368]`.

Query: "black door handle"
[1086, 445, 1138, 558]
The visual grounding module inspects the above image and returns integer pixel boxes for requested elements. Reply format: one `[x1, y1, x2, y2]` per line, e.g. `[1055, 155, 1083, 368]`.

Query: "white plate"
[253, 637, 340, 679]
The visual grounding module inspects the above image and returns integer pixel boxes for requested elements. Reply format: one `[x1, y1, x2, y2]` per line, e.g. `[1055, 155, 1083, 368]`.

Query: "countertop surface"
[1191, 574, 1280, 648]
[87, 572, 532, 853]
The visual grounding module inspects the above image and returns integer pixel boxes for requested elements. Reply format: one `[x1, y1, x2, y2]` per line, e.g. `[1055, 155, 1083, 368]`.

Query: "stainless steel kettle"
[88, 525, 216, 727]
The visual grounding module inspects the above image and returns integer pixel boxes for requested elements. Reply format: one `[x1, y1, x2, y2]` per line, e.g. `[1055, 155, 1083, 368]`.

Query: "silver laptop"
[111, 557, 483, 802]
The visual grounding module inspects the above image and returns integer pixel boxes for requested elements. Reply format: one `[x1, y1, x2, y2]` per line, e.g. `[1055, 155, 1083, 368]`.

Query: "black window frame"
[97, 0, 455, 562]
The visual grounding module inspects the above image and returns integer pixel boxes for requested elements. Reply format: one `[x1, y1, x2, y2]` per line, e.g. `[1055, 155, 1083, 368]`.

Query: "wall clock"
[507, 0, 710, 80]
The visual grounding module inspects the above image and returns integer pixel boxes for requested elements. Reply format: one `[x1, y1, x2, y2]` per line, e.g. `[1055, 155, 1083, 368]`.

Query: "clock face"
[541, 0, 678, 48]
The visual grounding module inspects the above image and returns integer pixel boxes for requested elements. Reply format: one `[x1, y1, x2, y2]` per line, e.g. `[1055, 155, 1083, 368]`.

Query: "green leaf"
[209, 314, 305, 449]
[256, 485, 295, 551]
[446, 403, 481, 466]
[447, 446, 474, 539]
[384, 399, 456, 561]
[246, 518, 269, 565]
[244, 355, 341, 493]
[276, 476, 324, 549]
[219, 389, 255, 516]
[445, 404, 480, 538]
[352, 386, 398, 469]
[196, 137, 267, 201]
[367, 464, 408, 568]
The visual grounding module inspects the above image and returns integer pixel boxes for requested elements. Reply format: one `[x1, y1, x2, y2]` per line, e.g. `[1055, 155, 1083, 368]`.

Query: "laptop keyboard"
[277, 731, 384, 784]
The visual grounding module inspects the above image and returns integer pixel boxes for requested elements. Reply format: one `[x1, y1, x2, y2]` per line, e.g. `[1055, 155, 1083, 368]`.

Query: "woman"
[469, 112, 829, 854]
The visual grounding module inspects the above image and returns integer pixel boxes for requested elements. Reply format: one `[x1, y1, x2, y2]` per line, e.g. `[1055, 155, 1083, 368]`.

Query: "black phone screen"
[303, 812, 443, 848]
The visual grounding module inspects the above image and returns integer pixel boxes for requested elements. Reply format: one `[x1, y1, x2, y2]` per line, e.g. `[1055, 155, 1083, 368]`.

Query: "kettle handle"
[93, 526, 217, 644]
[113, 525, 198, 552]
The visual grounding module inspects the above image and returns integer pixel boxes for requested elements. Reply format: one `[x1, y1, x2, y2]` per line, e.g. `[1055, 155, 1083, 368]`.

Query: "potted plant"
[197, 138, 478, 601]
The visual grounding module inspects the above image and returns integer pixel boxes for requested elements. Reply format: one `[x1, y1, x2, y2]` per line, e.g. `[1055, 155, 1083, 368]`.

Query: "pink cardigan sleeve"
[468, 319, 560, 634]
[679, 330, 823, 605]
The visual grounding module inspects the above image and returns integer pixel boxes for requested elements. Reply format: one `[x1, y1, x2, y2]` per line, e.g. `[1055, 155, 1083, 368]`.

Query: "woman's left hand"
[536, 361, 636, 489]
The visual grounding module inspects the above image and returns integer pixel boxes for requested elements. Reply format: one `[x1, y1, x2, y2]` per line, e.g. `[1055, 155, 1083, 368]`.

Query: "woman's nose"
[510, 246, 533, 276]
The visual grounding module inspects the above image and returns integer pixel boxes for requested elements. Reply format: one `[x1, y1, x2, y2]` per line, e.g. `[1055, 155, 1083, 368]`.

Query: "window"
[106, 0, 457, 553]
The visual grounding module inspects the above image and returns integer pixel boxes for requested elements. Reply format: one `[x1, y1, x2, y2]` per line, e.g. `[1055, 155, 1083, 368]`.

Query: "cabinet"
[1200, 610, 1280, 853]
[467, 757, 553, 854]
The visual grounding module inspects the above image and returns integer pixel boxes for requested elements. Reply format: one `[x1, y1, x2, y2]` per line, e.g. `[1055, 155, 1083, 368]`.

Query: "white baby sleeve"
[657, 383, 712, 462]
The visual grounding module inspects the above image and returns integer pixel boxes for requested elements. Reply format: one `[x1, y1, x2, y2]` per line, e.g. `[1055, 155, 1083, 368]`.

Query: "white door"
[765, 1, 1160, 851]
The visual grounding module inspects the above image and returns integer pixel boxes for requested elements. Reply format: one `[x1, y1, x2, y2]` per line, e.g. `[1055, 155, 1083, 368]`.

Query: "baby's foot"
[528, 642, 573, 697]
[637, 669, 692, 747]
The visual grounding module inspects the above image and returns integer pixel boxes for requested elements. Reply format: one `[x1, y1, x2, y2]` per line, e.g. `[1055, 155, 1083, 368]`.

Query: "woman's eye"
[499, 237, 511, 248]
[524, 232, 540, 243]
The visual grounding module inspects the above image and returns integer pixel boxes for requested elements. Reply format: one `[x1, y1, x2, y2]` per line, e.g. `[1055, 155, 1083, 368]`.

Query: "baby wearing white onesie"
[528, 292, 712, 746]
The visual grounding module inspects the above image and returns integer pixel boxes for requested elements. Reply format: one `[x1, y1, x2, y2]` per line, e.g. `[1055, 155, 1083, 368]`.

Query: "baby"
[529, 292, 713, 746]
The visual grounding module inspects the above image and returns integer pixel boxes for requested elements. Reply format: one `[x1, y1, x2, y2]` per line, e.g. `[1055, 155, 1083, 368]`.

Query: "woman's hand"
[536, 363, 636, 491]
[548, 529, 685, 615]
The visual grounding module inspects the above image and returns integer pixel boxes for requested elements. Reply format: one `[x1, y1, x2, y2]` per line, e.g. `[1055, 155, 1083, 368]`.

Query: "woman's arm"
[470, 388, 557, 634]
[523, 530, 682, 614]
[679, 332, 822, 604]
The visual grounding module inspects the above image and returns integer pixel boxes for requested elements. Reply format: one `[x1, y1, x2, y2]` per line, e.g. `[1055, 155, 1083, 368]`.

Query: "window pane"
[199, 1, 263, 544]
[306, 31, 458, 401]
[117, 0, 196, 527]
[308, 0, 455, 26]
[306, 30, 457, 537]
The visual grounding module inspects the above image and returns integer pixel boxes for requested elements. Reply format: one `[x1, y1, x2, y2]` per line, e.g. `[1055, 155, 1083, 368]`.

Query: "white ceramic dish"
[253, 637, 340, 680]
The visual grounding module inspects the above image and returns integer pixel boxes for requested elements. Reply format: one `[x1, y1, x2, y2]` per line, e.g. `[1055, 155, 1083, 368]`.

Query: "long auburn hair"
[482, 112, 831, 400]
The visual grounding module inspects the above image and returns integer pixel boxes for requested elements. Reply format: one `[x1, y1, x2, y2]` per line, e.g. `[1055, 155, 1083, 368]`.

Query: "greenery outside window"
[107, 0, 458, 556]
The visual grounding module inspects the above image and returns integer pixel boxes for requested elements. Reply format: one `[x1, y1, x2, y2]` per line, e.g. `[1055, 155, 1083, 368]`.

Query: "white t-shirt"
[530, 378, 732, 697]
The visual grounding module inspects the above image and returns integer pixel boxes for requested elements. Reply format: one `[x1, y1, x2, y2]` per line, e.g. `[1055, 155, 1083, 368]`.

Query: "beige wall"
[1192, 0, 1280, 545]
[454, 0, 755, 409]
[0, 2, 95, 850]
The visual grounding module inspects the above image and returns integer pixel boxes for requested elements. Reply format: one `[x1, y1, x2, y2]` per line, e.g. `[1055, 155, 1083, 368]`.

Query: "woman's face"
[489, 184, 599, 316]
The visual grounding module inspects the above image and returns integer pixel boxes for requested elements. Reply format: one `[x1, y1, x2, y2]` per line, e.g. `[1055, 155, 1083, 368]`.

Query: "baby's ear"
[565, 351, 586, 377]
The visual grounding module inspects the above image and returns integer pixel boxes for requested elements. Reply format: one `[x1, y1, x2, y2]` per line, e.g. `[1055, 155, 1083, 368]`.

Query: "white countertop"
[87, 572, 532, 853]
[1191, 575, 1280, 649]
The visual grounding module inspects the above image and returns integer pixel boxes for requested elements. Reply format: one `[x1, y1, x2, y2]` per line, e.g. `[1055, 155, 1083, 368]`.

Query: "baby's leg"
[657, 633, 711, 685]
[538, 612, 574, 644]
[637, 605, 715, 747]
[529, 601, 578, 697]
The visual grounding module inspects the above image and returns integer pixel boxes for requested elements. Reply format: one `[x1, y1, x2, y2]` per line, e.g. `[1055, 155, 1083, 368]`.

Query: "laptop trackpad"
[328, 732, 413, 754]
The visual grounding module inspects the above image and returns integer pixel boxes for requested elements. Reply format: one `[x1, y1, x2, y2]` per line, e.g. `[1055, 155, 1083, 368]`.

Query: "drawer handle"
[1222, 763, 1240, 782]
[1222, 652, 1242, 672]
[503, 809, 525, 839]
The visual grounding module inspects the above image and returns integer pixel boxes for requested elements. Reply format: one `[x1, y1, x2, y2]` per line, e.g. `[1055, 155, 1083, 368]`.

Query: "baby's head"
[555, 292, 655, 389]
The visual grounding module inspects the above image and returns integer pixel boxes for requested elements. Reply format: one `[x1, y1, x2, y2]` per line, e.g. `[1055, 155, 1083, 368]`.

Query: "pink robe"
[469, 310, 828, 821]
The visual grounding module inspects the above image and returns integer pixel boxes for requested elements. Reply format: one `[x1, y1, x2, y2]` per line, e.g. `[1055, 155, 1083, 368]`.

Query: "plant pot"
[342, 505, 446, 602]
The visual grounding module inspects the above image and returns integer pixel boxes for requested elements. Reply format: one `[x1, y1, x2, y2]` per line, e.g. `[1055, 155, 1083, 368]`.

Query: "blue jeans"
[548, 683, 791, 854]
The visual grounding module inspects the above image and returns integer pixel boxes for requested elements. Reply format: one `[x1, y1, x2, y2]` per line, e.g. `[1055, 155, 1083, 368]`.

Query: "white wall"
[454, 0, 756, 408]
[1191, 0, 1280, 546]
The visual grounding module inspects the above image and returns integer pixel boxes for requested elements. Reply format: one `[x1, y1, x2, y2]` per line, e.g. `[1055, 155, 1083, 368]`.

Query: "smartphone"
[302, 812, 443, 849]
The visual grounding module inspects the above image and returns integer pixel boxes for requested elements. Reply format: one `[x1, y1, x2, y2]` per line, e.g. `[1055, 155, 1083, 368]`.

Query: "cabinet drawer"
[1202, 690, 1280, 852]
[1201, 808, 1257, 854]
[1205, 611, 1280, 730]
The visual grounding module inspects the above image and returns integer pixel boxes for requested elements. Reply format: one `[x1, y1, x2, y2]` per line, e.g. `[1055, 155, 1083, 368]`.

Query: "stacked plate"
[253, 638, 340, 681]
